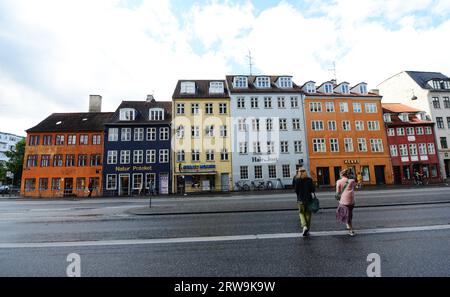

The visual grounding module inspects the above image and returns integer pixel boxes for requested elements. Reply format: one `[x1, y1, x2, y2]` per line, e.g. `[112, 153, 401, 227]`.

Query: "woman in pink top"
[336, 169, 357, 236]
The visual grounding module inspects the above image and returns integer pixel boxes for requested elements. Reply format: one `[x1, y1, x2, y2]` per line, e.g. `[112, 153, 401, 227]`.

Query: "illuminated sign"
[181, 164, 216, 170]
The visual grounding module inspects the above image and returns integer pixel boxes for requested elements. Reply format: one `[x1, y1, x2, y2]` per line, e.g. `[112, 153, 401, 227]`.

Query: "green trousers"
[298, 202, 312, 229]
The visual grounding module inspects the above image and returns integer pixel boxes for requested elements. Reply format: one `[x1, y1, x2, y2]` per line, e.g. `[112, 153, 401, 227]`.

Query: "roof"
[27, 112, 114, 133]
[226, 75, 303, 94]
[107, 100, 172, 124]
[405, 71, 450, 89]
[172, 80, 230, 99]
[382, 103, 423, 113]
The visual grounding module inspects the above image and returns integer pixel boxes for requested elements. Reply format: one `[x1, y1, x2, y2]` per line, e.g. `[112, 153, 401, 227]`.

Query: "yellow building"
[172, 80, 233, 193]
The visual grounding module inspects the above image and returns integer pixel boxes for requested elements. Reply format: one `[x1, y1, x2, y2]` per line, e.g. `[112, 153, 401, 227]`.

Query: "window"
[43, 135, 52, 145]
[68, 135, 76, 145]
[406, 127, 415, 136]
[325, 102, 334, 112]
[146, 150, 156, 163]
[370, 139, 384, 152]
[340, 102, 349, 113]
[254, 166, 263, 179]
[278, 77, 292, 88]
[399, 144, 408, 156]
[192, 150, 200, 162]
[312, 121, 324, 131]
[399, 113, 409, 122]
[28, 135, 39, 146]
[56, 135, 65, 145]
[80, 135, 89, 145]
[147, 128, 156, 141]
[108, 128, 118, 141]
[205, 125, 214, 137]
[65, 154, 76, 167]
[132, 174, 143, 190]
[341, 84, 349, 94]
[306, 83, 316, 93]
[39, 178, 48, 191]
[90, 154, 101, 166]
[220, 149, 229, 161]
[238, 119, 247, 132]
[205, 103, 213, 114]
[237, 97, 245, 109]
[52, 178, 61, 191]
[219, 103, 227, 114]
[251, 97, 259, 108]
[209, 81, 224, 93]
[279, 119, 287, 130]
[432, 80, 440, 89]
[397, 128, 405, 136]
[291, 97, 299, 108]
[25, 179, 36, 192]
[357, 138, 367, 152]
[447, 117, 450, 129]
[267, 142, 275, 154]
[53, 154, 63, 167]
[425, 127, 432, 135]
[440, 137, 448, 149]
[220, 125, 227, 137]
[428, 143, 436, 154]
[40, 155, 50, 167]
[176, 150, 185, 162]
[120, 150, 131, 164]
[176, 126, 184, 139]
[159, 149, 169, 163]
[292, 119, 301, 130]
[409, 144, 417, 156]
[92, 134, 101, 145]
[294, 141, 302, 153]
[359, 84, 367, 94]
[328, 121, 337, 131]
[107, 151, 117, 164]
[133, 128, 144, 141]
[431, 164, 438, 177]
[252, 119, 260, 131]
[145, 174, 156, 190]
[418, 143, 427, 155]
[240, 166, 249, 179]
[191, 103, 199, 115]
[263, 97, 272, 108]
[344, 138, 354, 152]
[416, 127, 424, 135]
[387, 128, 395, 136]
[312, 139, 326, 152]
[282, 165, 291, 178]
[383, 113, 392, 122]
[150, 109, 164, 121]
[206, 150, 215, 161]
[390, 145, 398, 157]
[234, 76, 248, 88]
[78, 154, 88, 167]
[239, 142, 248, 154]
[365, 103, 377, 113]
[121, 128, 131, 141]
[266, 118, 273, 131]
[277, 97, 286, 108]
[176, 103, 185, 115]
[330, 139, 339, 152]
[310, 102, 322, 112]
[353, 103, 362, 113]
[443, 97, 450, 108]
[342, 121, 351, 131]
[119, 108, 135, 121]
[133, 150, 143, 164]
[432, 97, 441, 109]
[106, 175, 117, 190]
[368, 121, 380, 131]
[324, 83, 333, 93]
[26, 155, 38, 168]
[437, 117, 444, 129]
[280, 141, 289, 153]
[256, 76, 270, 88]
[253, 142, 261, 154]
[76, 178, 85, 191]
[160, 127, 169, 140]
[355, 121, 364, 131]
[268, 165, 277, 179]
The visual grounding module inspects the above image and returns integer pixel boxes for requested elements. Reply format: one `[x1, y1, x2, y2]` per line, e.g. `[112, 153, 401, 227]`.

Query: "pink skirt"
[336, 204, 354, 224]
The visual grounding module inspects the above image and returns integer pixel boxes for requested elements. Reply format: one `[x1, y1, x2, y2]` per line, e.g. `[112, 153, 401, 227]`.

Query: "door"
[445, 160, 450, 178]
[334, 167, 342, 183]
[159, 173, 169, 195]
[316, 167, 330, 186]
[119, 174, 130, 196]
[221, 173, 229, 192]
[393, 166, 402, 184]
[64, 178, 73, 197]
[375, 166, 386, 185]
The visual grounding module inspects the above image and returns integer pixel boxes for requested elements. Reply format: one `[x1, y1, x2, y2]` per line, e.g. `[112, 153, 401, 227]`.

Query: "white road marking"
[1, 224, 449, 249]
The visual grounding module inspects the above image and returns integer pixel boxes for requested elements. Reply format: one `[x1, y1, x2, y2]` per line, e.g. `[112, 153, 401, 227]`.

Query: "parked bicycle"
[251, 181, 266, 191]
[266, 180, 274, 190]
[235, 181, 250, 191]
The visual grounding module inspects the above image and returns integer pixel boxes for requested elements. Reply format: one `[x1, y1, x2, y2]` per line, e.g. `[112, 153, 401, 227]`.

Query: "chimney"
[370, 89, 380, 95]
[331, 79, 337, 86]
[89, 95, 102, 112]
[146, 94, 155, 102]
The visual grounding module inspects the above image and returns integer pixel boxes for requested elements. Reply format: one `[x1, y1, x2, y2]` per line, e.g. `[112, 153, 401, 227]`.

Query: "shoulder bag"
[335, 180, 349, 201]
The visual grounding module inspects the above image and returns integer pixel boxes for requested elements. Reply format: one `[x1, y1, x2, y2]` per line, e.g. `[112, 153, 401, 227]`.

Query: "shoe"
[302, 227, 308, 237]
[348, 230, 356, 237]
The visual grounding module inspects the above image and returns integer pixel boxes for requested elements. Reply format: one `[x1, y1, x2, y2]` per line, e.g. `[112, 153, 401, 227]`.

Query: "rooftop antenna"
[328, 61, 337, 83]
[246, 50, 254, 76]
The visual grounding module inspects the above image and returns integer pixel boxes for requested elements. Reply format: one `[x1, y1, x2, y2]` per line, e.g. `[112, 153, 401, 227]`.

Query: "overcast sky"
[1, 0, 449, 136]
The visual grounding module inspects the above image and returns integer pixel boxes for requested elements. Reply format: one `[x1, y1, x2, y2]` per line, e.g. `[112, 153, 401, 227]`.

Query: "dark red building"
[383, 103, 441, 184]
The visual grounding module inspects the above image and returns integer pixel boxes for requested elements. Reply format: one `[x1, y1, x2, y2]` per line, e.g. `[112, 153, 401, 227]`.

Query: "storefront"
[175, 164, 222, 193]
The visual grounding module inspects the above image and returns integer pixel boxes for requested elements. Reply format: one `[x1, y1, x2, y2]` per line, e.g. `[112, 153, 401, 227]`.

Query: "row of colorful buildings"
[21, 71, 450, 197]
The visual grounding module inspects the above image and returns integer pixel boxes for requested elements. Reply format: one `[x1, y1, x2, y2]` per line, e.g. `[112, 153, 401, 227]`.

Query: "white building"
[378, 71, 450, 179]
[0, 132, 24, 164]
[226, 75, 308, 190]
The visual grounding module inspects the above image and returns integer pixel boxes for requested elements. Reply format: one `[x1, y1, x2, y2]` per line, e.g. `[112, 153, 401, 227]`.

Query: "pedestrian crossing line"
[1, 224, 450, 249]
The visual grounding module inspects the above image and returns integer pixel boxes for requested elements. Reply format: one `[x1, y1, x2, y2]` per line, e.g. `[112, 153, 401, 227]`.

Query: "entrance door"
[445, 160, 450, 178]
[393, 166, 402, 184]
[221, 173, 229, 192]
[334, 167, 342, 183]
[375, 166, 386, 185]
[159, 173, 169, 194]
[119, 174, 130, 196]
[64, 178, 73, 197]
[316, 167, 330, 186]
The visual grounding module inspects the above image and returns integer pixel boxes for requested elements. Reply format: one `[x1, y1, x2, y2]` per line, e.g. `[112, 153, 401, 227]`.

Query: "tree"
[5, 139, 25, 187]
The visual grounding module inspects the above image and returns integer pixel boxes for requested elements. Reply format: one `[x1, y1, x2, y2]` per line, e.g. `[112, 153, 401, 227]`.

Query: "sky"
[0, 0, 450, 136]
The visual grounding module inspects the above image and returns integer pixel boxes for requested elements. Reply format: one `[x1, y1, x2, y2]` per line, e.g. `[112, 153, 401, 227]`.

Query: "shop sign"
[252, 156, 278, 163]
[181, 164, 216, 171]
[115, 166, 152, 172]
[344, 160, 359, 164]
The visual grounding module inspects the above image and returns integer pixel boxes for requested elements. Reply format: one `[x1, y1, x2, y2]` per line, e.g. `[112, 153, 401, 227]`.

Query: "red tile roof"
[382, 103, 422, 113]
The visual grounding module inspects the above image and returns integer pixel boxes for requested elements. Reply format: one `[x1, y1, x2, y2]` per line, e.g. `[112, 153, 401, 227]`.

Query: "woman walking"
[293, 168, 316, 237]
[336, 169, 357, 236]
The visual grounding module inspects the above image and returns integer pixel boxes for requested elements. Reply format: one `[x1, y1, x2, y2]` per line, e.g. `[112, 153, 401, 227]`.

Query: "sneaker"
[302, 227, 308, 237]
[348, 230, 356, 237]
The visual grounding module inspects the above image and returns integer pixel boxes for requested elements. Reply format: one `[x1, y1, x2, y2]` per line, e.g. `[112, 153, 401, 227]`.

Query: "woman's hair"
[340, 169, 350, 177]
[296, 168, 308, 179]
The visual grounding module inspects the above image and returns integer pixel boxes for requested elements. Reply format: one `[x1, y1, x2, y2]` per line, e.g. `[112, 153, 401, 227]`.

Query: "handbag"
[307, 193, 320, 213]
[335, 180, 349, 201]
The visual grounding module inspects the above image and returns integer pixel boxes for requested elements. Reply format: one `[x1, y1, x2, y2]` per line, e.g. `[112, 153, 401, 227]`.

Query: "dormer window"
[209, 81, 224, 94]
[119, 108, 136, 121]
[341, 84, 349, 94]
[418, 112, 427, 121]
[442, 81, 450, 89]
[233, 76, 248, 88]
[277, 77, 292, 88]
[432, 80, 440, 89]
[324, 83, 333, 94]
[399, 113, 409, 122]
[149, 108, 164, 121]
[180, 82, 196, 94]
[256, 76, 270, 88]
[383, 113, 392, 123]
[305, 82, 316, 93]
[359, 84, 367, 94]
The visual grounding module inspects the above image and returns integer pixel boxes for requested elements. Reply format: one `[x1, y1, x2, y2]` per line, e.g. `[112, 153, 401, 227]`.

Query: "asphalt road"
[0, 187, 449, 277]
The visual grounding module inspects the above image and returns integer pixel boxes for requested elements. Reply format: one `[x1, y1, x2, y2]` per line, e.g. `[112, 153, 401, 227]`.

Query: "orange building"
[21, 112, 113, 198]
[302, 81, 393, 186]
